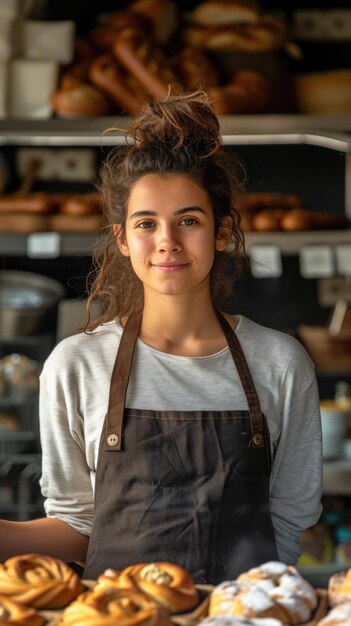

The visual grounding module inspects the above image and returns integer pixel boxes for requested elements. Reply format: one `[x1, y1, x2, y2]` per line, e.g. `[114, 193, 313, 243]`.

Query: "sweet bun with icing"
[209, 561, 317, 625]
[327, 567, 351, 607]
[198, 616, 284, 626]
[0, 554, 84, 610]
[56, 587, 173, 626]
[317, 601, 351, 625]
[95, 562, 199, 613]
[0, 595, 45, 626]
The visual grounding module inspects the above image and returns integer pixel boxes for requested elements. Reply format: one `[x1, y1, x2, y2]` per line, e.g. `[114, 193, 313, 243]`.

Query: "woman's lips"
[151, 263, 189, 272]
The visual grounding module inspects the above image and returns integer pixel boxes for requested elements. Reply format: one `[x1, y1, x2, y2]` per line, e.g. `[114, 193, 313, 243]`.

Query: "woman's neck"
[139, 294, 235, 357]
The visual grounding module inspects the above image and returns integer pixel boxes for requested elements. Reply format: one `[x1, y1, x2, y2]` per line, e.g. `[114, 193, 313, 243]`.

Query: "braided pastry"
[209, 561, 317, 625]
[57, 588, 173, 626]
[112, 31, 177, 100]
[172, 47, 219, 89]
[0, 595, 45, 626]
[88, 54, 144, 114]
[0, 554, 84, 610]
[95, 562, 199, 613]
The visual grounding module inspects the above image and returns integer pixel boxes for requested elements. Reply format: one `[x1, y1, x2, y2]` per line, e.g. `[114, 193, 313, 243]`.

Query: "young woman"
[0, 91, 322, 583]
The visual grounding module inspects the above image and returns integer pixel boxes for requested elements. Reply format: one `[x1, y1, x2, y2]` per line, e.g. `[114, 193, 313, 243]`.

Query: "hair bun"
[127, 90, 222, 156]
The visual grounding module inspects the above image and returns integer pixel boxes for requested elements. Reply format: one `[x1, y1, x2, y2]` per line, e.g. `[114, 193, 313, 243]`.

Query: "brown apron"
[84, 312, 278, 583]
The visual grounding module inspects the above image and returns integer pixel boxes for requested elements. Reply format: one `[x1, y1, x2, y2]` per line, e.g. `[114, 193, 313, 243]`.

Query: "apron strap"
[215, 311, 265, 448]
[104, 311, 265, 451]
[103, 313, 141, 451]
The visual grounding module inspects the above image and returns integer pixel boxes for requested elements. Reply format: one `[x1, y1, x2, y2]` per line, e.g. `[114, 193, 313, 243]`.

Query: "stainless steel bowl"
[0, 270, 65, 338]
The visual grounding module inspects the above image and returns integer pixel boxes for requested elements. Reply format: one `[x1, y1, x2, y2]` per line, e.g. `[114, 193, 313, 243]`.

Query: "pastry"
[0, 193, 55, 214]
[0, 554, 84, 610]
[88, 54, 144, 114]
[51, 83, 112, 118]
[199, 616, 284, 626]
[95, 562, 199, 613]
[209, 561, 317, 625]
[172, 47, 219, 90]
[328, 567, 351, 606]
[60, 193, 102, 216]
[317, 601, 351, 625]
[0, 595, 44, 626]
[192, 0, 261, 26]
[183, 15, 289, 52]
[112, 31, 177, 100]
[209, 70, 271, 115]
[56, 587, 172, 626]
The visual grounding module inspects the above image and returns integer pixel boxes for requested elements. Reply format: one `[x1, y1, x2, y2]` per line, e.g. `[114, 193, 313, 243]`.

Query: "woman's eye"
[180, 217, 197, 226]
[136, 220, 154, 229]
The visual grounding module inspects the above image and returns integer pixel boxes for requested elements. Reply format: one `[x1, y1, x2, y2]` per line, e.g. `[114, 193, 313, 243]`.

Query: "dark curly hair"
[84, 90, 246, 331]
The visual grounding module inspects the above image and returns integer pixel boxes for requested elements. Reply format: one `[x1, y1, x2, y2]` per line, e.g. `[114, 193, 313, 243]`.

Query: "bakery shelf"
[0, 116, 351, 145]
[323, 459, 351, 496]
[0, 232, 97, 256]
[245, 230, 351, 255]
[1, 230, 351, 257]
[0, 125, 350, 257]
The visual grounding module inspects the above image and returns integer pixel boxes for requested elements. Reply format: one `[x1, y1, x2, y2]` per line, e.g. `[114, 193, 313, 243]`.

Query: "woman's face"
[114, 173, 228, 300]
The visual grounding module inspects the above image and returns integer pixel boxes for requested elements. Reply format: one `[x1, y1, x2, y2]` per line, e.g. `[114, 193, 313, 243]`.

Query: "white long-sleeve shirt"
[39, 314, 322, 564]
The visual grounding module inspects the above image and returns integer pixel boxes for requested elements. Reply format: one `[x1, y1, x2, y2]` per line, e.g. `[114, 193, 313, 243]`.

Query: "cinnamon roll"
[95, 562, 199, 613]
[0, 554, 84, 609]
[57, 588, 172, 626]
[0, 595, 45, 626]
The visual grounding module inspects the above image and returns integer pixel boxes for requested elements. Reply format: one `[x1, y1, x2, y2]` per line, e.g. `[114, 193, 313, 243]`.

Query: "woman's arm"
[270, 363, 323, 564]
[0, 517, 89, 562]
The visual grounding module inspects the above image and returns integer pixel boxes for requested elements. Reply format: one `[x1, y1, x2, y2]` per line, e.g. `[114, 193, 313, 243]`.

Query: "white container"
[0, 14, 22, 60]
[8, 58, 59, 118]
[23, 20, 75, 64]
[320, 400, 349, 460]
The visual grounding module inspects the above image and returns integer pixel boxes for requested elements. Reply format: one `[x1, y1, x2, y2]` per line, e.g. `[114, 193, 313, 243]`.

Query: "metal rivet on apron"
[107, 434, 119, 447]
[253, 432, 263, 446]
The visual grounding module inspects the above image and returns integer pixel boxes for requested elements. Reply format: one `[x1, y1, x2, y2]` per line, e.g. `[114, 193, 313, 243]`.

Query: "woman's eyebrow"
[130, 206, 206, 219]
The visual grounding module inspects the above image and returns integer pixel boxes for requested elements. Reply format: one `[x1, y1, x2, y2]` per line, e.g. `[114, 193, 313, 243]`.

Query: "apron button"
[107, 433, 119, 447]
[253, 432, 263, 446]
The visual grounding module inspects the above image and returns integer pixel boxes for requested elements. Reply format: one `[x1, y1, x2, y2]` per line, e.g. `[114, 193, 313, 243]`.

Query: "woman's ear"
[215, 217, 233, 251]
[113, 224, 130, 256]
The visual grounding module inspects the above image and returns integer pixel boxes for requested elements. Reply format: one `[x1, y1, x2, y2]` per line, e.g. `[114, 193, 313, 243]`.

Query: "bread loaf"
[51, 83, 112, 118]
[295, 70, 351, 114]
[192, 0, 261, 26]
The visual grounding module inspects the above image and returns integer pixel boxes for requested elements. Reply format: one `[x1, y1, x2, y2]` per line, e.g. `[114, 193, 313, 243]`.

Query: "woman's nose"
[157, 226, 182, 252]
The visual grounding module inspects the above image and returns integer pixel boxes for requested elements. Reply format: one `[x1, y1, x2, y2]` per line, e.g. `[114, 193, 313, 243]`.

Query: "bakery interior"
[0, 0, 351, 592]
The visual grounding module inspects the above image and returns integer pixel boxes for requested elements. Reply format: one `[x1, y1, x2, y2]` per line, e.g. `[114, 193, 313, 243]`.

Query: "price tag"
[299, 245, 334, 278]
[27, 232, 61, 258]
[249, 245, 282, 278]
[335, 244, 351, 275]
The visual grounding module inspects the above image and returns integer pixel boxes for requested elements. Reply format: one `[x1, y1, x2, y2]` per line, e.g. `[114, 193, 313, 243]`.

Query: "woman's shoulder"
[42, 320, 122, 372]
[235, 315, 314, 365]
